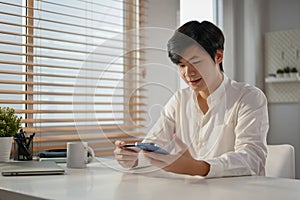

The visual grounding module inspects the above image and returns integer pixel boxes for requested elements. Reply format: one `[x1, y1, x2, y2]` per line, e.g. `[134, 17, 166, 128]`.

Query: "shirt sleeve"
[205, 88, 269, 178]
[142, 93, 179, 152]
[135, 93, 179, 168]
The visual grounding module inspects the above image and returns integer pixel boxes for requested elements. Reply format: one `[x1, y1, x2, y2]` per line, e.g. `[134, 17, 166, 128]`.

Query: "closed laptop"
[0, 161, 65, 176]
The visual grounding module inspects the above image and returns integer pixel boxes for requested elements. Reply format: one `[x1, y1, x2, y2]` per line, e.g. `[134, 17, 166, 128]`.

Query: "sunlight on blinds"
[0, 0, 147, 156]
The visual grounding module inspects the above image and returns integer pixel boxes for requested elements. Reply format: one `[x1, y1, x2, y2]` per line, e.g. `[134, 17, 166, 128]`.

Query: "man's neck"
[198, 72, 224, 100]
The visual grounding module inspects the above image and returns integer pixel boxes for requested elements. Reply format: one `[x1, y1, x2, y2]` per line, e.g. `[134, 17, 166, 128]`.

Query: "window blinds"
[0, 0, 147, 156]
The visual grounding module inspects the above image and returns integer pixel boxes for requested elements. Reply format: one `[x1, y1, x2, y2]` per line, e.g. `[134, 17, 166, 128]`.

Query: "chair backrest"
[265, 144, 295, 179]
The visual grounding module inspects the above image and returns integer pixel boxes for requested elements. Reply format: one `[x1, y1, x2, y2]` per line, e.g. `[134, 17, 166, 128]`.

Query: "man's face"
[177, 45, 220, 93]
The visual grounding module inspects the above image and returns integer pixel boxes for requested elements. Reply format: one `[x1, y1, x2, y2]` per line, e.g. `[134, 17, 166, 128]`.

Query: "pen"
[26, 132, 35, 149]
[14, 137, 31, 158]
[16, 130, 26, 144]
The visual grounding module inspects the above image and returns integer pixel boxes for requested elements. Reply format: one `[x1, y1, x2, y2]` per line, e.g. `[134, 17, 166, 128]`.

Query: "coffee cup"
[67, 141, 94, 169]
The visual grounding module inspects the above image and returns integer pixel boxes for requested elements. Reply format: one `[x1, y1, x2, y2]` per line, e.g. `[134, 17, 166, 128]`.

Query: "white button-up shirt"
[142, 74, 269, 178]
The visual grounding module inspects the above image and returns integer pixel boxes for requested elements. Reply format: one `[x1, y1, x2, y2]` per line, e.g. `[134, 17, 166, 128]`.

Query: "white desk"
[0, 158, 300, 200]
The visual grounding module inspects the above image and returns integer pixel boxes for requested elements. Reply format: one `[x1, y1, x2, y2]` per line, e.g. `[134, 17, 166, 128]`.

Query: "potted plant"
[276, 69, 284, 78]
[0, 107, 21, 162]
[290, 67, 298, 78]
[283, 66, 291, 78]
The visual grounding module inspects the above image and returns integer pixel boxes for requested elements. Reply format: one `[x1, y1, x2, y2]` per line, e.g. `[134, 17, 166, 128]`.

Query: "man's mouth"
[189, 78, 202, 85]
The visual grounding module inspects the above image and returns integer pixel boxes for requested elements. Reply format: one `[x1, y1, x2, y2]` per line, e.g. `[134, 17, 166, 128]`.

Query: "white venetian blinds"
[0, 0, 147, 156]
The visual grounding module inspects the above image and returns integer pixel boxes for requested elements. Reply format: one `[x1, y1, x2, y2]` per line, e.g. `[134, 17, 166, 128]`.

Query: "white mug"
[67, 142, 95, 169]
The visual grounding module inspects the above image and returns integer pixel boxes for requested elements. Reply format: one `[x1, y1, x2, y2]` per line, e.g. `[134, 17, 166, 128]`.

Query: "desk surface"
[0, 158, 300, 200]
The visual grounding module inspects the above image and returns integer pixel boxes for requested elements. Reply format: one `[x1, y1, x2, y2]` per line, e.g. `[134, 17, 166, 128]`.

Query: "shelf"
[265, 77, 300, 83]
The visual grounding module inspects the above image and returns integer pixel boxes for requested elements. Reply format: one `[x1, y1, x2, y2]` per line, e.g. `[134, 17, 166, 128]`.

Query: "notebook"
[0, 161, 65, 176]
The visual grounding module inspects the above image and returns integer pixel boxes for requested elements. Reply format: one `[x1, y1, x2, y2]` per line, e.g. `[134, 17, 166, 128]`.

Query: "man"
[114, 21, 269, 178]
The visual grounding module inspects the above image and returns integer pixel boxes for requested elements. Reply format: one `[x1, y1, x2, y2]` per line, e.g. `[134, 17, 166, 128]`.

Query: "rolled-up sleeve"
[142, 93, 178, 152]
[135, 93, 178, 168]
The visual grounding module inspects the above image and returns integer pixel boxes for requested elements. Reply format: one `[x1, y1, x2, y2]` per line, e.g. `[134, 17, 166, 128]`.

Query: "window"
[0, 0, 146, 156]
[180, 0, 214, 25]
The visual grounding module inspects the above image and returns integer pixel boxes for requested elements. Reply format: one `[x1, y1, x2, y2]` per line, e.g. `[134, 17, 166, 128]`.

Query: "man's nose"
[185, 66, 196, 76]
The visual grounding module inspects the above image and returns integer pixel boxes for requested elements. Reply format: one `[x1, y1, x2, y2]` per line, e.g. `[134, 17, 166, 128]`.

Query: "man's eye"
[192, 61, 201, 65]
[179, 65, 185, 68]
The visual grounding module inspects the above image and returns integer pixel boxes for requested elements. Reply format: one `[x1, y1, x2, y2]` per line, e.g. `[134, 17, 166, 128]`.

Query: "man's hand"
[114, 141, 139, 168]
[143, 136, 210, 176]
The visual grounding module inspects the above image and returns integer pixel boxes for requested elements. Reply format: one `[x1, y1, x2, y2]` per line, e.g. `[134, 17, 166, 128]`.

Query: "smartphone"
[123, 142, 169, 155]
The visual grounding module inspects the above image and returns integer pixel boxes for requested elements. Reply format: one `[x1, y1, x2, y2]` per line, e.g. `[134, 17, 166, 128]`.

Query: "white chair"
[265, 144, 295, 179]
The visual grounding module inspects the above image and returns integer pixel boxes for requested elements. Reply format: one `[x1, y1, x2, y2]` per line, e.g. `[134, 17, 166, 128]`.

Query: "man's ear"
[215, 49, 223, 64]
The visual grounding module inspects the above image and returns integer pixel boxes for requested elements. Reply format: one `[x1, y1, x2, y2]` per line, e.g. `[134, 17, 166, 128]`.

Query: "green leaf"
[0, 107, 22, 137]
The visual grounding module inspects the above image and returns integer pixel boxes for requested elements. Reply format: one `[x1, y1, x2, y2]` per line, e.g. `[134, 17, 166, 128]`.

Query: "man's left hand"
[143, 136, 210, 176]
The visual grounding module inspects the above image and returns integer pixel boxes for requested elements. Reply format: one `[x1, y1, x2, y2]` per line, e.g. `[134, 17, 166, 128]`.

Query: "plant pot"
[283, 73, 290, 78]
[276, 73, 283, 78]
[290, 72, 298, 79]
[0, 137, 13, 162]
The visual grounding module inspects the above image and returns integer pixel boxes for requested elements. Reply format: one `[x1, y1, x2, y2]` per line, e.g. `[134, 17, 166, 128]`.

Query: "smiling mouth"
[190, 78, 202, 84]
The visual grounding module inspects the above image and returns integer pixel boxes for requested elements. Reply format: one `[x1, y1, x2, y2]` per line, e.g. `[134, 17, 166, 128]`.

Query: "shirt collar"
[207, 73, 228, 107]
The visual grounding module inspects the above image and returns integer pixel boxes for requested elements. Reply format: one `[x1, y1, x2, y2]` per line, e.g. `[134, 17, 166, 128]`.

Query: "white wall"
[143, 0, 180, 132]
[221, 0, 266, 88]
[265, 0, 300, 32]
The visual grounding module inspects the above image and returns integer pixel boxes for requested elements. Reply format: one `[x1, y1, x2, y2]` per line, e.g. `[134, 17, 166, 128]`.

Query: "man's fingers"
[119, 160, 137, 169]
[114, 140, 125, 147]
[114, 147, 138, 156]
[143, 151, 179, 166]
[114, 141, 139, 169]
[145, 154, 174, 171]
[143, 153, 167, 168]
[115, 154, 137, 161]
[143, 151, 169, 161]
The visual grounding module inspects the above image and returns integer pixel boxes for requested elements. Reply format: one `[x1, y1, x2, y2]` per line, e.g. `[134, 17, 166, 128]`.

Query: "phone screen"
[122, 144, 141, 152]
[124, 143, 169, 155]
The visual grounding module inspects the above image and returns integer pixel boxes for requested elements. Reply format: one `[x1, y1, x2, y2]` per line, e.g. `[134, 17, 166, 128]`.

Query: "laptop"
[0, 161, 65, 176]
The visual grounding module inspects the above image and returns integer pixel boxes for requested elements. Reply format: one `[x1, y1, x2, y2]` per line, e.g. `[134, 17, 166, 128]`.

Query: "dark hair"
[167, 21, 225, 72]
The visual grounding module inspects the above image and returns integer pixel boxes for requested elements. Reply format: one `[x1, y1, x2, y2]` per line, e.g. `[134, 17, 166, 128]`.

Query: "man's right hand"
[114, 140, 139, 168]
